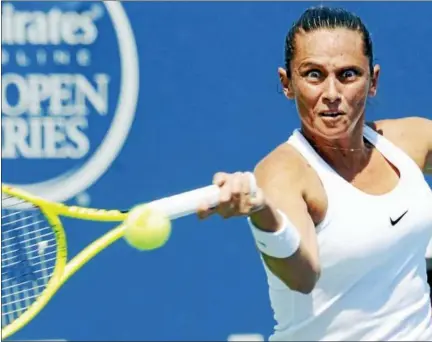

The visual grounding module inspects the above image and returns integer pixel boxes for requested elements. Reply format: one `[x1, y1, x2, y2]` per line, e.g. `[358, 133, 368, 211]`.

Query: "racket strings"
[1, 194, 58, 328]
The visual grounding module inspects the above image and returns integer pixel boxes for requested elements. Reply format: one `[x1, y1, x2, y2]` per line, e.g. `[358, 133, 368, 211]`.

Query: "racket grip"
[147, 185, 221, 220]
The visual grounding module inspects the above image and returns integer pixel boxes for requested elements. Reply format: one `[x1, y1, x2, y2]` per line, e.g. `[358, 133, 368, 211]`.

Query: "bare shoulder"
[368, 116, 432, 170]
[253, 142, 309, 192]
[253, 142, 328, 225]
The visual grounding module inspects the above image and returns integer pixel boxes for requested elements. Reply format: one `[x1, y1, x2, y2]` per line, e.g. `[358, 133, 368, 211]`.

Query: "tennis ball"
[123, 204, 171, 251]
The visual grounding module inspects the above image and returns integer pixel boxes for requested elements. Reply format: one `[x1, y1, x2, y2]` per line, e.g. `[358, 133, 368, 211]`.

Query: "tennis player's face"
[280, 28, 380, 140]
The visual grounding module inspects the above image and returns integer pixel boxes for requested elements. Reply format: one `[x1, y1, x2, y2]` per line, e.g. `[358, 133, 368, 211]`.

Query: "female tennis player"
[198, 6, 432, 341]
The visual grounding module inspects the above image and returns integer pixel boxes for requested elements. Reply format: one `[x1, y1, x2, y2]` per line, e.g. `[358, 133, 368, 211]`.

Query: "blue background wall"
[2, 1, 432, 340]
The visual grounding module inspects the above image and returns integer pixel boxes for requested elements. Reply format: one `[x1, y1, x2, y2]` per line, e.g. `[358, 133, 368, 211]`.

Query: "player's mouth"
[319, 111, 345, 118]
[319, 111, 345, 121]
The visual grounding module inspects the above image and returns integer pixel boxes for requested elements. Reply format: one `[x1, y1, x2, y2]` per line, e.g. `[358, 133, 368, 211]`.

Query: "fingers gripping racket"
[1, 183, 221, 339]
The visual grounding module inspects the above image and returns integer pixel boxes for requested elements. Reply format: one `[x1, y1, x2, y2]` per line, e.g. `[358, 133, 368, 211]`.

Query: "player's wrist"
[249, 201, 282, 232]
[248, 208, 301, 259]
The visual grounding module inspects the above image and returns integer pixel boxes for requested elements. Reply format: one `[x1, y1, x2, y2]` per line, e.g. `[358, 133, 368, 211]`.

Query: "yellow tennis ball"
[123, 204, 171, 251]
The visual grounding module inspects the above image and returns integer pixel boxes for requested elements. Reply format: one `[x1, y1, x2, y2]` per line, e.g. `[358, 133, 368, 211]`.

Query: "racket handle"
[148, 185, 221, 220]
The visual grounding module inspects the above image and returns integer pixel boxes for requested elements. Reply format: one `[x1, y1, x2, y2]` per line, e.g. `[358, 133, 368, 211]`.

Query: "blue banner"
[2, 1, 432, 340]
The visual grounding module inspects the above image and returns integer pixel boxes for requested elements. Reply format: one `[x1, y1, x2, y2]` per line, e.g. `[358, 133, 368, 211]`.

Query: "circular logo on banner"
[1, 1, 139, 203]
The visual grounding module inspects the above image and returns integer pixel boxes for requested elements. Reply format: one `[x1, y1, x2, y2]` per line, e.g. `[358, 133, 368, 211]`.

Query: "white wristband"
[247, 210, 301, 258]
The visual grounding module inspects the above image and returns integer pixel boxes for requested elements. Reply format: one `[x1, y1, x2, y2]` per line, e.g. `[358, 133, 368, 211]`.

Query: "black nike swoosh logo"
[390, 210, 409, 226]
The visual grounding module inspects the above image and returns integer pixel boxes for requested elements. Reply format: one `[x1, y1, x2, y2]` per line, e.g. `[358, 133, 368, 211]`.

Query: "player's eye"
[305, 69, 322, 79]
[301, 69, 323, 83]
[339, 69, 359, 80]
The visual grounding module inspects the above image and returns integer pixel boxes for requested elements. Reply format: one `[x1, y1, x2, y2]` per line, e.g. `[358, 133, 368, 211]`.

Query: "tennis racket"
[1, 183, 222, 339]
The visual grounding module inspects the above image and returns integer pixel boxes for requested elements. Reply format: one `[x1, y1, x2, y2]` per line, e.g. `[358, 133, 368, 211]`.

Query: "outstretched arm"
[251, 146, 321, 294]
[197, 146, 321, 294]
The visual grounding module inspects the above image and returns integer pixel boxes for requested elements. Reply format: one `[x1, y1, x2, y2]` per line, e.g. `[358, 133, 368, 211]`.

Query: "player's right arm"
[251, 145, 321, 294]
[198, 145, 322, 294]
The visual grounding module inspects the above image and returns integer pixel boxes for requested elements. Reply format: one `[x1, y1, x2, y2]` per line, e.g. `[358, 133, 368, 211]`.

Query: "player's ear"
[368, 64, 380, 97]
[278, 67, 295, 99]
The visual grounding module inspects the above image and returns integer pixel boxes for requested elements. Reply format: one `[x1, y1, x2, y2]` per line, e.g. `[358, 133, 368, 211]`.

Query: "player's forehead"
[293, 28, 368, 69]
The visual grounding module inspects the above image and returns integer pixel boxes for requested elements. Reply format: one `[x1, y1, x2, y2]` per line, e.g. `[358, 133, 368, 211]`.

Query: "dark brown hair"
[284, 6, 374, 76]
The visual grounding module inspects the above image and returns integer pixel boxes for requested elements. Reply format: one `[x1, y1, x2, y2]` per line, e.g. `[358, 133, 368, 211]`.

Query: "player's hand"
[197, 172, 266, 219]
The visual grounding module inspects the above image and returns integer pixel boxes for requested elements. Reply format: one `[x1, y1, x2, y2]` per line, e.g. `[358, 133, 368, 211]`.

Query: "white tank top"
[263, 125, 432, 341]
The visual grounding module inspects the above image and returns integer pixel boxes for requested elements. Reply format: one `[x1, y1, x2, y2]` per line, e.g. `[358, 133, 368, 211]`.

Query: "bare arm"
[405, 117, 432, 174]
[425, 119, 432, 175]
[250, 147, 321, 294]
[413, 117, 432, 174]
[376, 116, 432, 175]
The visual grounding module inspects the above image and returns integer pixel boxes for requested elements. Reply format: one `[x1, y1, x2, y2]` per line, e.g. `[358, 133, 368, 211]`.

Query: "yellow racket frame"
[1, 184, 128, 339]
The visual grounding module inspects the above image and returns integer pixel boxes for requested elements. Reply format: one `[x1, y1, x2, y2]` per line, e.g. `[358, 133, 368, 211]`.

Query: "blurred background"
[2, 1, 432, 340]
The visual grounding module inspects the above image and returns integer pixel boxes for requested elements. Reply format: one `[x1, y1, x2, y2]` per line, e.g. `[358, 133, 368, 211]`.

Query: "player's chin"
[316, 117, 352, 139]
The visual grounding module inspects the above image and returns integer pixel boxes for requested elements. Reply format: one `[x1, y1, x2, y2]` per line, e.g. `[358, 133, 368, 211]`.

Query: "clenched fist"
[197, 171, 266, 219]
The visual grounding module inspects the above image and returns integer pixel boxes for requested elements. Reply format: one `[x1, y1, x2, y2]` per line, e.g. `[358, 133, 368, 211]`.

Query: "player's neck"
[301, 124, 373, 178]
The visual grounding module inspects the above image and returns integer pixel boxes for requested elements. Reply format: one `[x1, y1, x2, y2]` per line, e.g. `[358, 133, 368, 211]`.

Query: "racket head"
[1, 185, 67, 339]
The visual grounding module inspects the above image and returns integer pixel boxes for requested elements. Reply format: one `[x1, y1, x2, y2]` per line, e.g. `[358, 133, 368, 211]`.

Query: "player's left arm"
[378, 116, 432, 175]
[426, 150, 432, 175]
[418, 117, 432, 174]
[392, 116, 432, 175]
